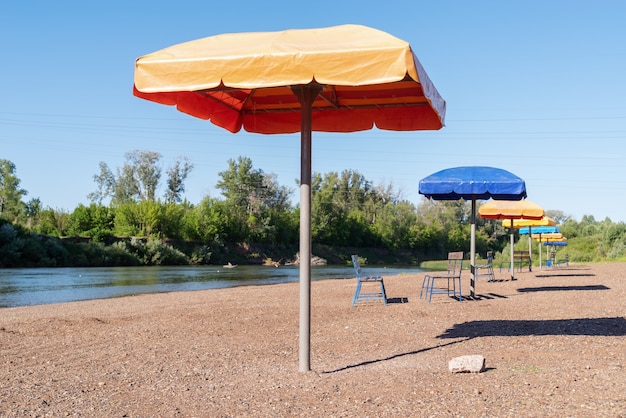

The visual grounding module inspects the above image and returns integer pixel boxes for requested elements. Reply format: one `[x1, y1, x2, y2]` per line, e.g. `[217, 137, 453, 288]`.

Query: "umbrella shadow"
[386, 297, 409, 304]
[534, 272, 596, 278]
[517, 284, 609, 293]
[462, 292, 509, 301]
[322, 338, 470, 374]
[437, 317, 626, 339]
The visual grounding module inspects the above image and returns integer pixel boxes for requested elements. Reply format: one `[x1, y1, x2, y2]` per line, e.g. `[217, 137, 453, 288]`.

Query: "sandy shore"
[1, 262, 625, 417]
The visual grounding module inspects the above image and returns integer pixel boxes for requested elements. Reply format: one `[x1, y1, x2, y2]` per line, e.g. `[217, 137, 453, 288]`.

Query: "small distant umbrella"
[530, 232, 564, 267]
[532, 232, 564, 241]
[520, 226, 560, 234]
[419, 166, 527, 297]
[539, 237, 568, 266]
[479, 199, 544, 280]
[505, 217, 557, 228]
[518, 223, 559, 268]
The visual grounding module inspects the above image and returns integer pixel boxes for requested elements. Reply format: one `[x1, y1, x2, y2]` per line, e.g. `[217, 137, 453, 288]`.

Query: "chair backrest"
[447, 251, 464, 276]
[351, 255, 362, 279]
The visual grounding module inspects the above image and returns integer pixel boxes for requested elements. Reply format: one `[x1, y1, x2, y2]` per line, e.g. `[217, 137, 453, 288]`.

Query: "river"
[0, 264, 425, 308]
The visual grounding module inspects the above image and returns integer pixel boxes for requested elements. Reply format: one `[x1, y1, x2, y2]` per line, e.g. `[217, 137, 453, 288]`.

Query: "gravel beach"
[1, 262, 625, 417]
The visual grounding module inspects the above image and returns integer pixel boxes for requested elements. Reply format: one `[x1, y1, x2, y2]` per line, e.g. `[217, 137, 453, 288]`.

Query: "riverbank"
[1, 262, 625, 416]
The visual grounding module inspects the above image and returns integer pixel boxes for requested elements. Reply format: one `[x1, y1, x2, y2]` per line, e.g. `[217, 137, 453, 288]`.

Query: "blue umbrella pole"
[470, 198, 476, 298]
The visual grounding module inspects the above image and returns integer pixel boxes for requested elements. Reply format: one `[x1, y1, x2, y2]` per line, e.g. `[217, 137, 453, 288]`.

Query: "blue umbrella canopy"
[419, 166, 528, 296]
[543, 241, 568, 246]
[419, 166, 527, 201]
[519, 226, 560, 235]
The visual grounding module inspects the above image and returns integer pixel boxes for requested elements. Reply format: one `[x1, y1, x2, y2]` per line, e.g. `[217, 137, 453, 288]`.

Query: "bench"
[513, 251, 532, 272]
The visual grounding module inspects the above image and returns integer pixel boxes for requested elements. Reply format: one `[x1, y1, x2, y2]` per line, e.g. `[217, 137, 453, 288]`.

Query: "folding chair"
[420, 251, 463, 302]
[474, 251, 495, 282]
[351, 255, 387, 306]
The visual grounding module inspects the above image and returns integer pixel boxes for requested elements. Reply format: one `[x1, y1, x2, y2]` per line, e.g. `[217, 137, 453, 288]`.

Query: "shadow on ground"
[387, 297, 409, 304]
[518, 284, 609, 293]
[437, 317, 626, 339]
[323, 316, 626, 373]
[534, 273, 596, 278]
[322, 338, 469, 374]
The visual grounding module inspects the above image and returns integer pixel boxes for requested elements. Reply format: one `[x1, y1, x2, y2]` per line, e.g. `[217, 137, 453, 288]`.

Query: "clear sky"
[2, 1, 625, 222]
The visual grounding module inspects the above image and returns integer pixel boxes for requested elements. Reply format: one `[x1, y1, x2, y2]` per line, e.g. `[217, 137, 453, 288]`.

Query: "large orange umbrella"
[479, 199, 544, 280]
[133, 24, 446, 372]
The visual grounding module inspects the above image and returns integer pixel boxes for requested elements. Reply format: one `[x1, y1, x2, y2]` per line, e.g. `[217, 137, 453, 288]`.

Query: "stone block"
[448, 355, 486, 373]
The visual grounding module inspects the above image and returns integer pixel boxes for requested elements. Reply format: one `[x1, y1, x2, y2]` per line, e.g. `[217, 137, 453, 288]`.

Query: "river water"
[0, 264, 425, 308]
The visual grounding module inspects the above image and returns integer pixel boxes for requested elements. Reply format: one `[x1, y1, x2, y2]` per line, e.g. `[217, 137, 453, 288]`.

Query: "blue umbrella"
[543, 240, 567, 246]
[543, 240, 568, 267]
[519, 226, 560, 268]
[419, 166, 527, 297]
[519, 226, 560, 235]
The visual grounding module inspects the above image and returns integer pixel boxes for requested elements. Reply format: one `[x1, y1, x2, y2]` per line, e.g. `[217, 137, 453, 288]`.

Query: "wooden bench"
[513, 251, 532, 272]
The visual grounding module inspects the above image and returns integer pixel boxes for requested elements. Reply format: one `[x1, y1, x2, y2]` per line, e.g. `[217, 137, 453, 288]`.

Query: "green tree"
[216, 156, 293, 243]
[414, 198, 496, 259]
[88, 162, 116, 204]
[90, 151, 194, 206]
[165, 157, 194, 203]
[183, 196, 229, 243]
[160, 201, 191, 240]
[114, 200, 165, 237]
[24, 197, 42, 229]
[311, 169, 386, 247]
[373, 200, 417, 250]
[0, 159, 27, 223]
[66, 203, 115, 241]
[545, 209, 571, 224]
[34, 208, 69, 237]
[126, 150, 162, 202]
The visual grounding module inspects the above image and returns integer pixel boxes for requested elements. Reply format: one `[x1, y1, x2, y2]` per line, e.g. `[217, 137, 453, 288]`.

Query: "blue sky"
[2, 1, 626, 222]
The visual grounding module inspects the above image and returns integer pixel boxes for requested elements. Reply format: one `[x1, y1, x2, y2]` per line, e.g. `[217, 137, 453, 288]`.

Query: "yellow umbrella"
[480, 199, 544, 220]
[531, 232, 564, 240]
[501, 216, 556, 228]
[479, 199, 544, 279]
[134, 24, 446, 372]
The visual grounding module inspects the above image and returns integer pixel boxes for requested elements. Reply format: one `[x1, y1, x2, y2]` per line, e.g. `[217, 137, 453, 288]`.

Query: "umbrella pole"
[293, 84, 322, 372]
[528, 226, 532, 272]
[539, 233, 542, 269]
[510, 219, 515, 280]
[470, 198, 476, 298]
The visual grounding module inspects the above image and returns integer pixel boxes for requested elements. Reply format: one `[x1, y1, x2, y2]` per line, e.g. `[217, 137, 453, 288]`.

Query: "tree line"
[1, 152, 625, 268]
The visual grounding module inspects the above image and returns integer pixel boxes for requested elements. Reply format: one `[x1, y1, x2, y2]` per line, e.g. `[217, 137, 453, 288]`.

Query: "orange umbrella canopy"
[534, 234, 566, 242]
[479, 199, 545, 220]
[134, 24, 446, 134]
[133, 24, 446, 373]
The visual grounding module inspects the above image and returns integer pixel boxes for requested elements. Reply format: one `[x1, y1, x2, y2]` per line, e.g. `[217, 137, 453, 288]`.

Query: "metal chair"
[351, 255, 387, 306]
[420, 251, 463, 302]
[474, 251, 495, 282]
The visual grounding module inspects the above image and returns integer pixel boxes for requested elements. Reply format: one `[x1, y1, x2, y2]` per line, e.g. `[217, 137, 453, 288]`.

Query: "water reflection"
[0, 264, 424, 308]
